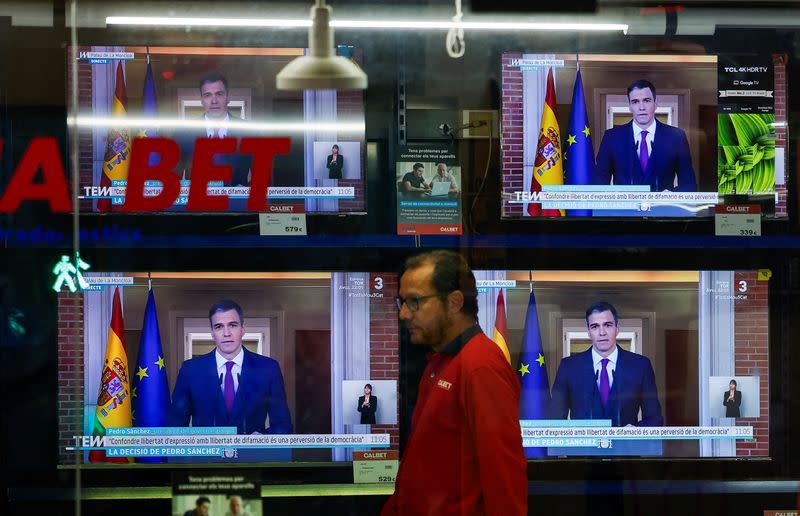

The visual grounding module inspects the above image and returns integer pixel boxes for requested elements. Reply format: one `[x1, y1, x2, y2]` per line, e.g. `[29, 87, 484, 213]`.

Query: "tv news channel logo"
[77, 51, 134, 65]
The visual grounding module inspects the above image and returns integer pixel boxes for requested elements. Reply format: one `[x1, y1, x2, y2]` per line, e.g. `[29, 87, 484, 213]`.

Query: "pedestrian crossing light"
[52, 252, 91, 293]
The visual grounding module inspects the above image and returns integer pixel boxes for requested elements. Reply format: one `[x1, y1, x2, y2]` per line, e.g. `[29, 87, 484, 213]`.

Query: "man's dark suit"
[593, 120, 697, 192]
[549, 347, 663, 427]
[169, 347, 292, 434]
[357, 395, 377, 424]
[176, 112, 251, 186]
[723, 390, 742, 417]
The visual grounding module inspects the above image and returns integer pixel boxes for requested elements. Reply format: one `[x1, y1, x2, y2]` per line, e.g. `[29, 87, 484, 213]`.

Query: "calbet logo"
[436, 379, 453, 391]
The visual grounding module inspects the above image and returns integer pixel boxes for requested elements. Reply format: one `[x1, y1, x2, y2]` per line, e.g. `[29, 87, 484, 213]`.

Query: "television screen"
[71, 46, 366, 214]
[500, 53, 788, 219]
[473, 269, 769, 458]
[58, 271, 397, 464]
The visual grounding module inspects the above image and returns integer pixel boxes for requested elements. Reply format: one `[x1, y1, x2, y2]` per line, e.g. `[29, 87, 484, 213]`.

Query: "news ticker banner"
[520, 420, 753, 448]
[509, 185, 720, 212]
[396, 143, 462, 236]
[80, 181, 355, 206]
[67, 427, 390, 458]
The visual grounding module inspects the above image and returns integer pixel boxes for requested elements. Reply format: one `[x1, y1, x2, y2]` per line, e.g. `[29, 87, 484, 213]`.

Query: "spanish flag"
[528, 67, 564, 217]
[98, 61, 131, 212]
[88, 287, 132, 463]
[491, 290, 512, 365]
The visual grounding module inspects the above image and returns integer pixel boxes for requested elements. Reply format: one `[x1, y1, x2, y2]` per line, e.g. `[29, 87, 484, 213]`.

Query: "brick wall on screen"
[335, 78, 366, 213]
[369, 273, 400, 450]
[70, 46, 95, 212]
[773, 54, 787, 216]
[57, 291, 85, 463]
[733, 271, 769, 456]
[501, 53, 524, 217]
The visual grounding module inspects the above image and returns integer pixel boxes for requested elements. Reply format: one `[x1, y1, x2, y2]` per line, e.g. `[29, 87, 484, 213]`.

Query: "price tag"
[352, 451, 399, 484]
[259, 204, 307, 236]
[714, 204, 761, 236]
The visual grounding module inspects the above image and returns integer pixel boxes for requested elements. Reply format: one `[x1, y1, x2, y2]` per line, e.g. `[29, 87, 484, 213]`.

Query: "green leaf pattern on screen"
[718, 113, 776, 194]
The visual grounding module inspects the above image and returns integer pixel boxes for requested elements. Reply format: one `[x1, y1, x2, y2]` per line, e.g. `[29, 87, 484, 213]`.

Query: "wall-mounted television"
[500, 53, 788, 220]
[58, 271, 396, 464]
[70, 46, 366, 215]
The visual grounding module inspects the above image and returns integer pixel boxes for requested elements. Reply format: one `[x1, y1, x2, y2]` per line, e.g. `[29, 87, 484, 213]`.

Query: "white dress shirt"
[633, 120, 656, 159]
[216, 348, 243, 393]
[592, 346, 618, 390]
[205, 112, 230, 138]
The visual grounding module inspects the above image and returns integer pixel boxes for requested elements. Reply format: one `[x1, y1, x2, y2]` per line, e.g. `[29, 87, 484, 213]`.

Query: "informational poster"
[718, 56, 774, 114]
[396, 144, 462, 235]
[717, 56, 776, 195]
[172, 471, 262, 516]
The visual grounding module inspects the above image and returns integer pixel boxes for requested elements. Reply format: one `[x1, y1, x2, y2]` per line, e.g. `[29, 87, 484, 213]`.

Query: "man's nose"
[398, 304, 411, 321]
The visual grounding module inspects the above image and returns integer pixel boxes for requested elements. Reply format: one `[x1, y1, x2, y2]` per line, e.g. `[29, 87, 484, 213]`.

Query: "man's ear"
[447, 290, 465, 315]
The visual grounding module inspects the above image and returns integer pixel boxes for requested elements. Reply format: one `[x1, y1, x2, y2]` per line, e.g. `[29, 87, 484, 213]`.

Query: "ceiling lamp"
[276, 0, 367, 91]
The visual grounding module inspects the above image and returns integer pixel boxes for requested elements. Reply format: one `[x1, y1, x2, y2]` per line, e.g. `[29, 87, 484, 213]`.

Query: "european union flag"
[517, 290, 550, 458]
[142, 56, 158, 138]
[565, 69, 595, 217]
[141, 55, 161, 167]
[132, 288, 170, 463]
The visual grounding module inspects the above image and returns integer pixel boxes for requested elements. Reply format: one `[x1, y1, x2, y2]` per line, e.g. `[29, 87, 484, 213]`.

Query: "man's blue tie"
[600, 358, 610, 407]
[224, 361, 235, 414]
[639, 130, 649, 173]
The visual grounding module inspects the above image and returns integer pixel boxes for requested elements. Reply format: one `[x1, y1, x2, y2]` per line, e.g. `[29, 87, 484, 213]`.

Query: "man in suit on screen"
[549, 301, 663, 426]
[169, 299, 292, 435]
[593, 79, 697, 192]
[177, 72, 251, 186]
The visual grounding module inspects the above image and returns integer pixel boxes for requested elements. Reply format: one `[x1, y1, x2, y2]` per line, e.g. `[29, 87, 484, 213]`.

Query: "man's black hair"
[196, 496, 210, 506]
[585, 301, 619, 325]
[627, 79, 657, 100]
[209, 299, 244, 324]
[199, 71, 229, 92]
[413, 163, 424, 172]
[403, 250, 478, 320]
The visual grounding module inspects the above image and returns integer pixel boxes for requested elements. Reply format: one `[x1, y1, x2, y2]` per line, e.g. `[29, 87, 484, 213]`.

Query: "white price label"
[259, 212, 307, 236]
[352, 451, 399, 484]
[715, 205, 761, 236]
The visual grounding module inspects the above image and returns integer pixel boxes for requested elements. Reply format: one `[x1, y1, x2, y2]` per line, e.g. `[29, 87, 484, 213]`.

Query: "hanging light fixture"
[276, 0, 367, 90]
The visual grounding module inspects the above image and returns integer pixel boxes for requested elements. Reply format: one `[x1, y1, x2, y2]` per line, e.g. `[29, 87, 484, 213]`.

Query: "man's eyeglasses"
[395, 294, 441, 312]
